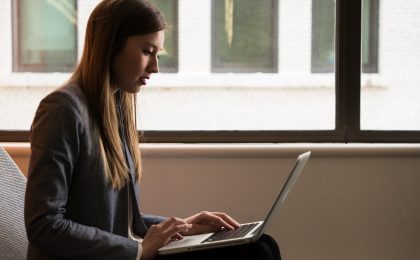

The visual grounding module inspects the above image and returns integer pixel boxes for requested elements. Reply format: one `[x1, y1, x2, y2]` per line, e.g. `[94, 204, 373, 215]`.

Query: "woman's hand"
[141, 217, 192, 260]
[181, 211, 241, 236]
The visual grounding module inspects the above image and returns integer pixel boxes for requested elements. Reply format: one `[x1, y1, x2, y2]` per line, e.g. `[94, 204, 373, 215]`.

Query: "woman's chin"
[122, 84, 142, 93]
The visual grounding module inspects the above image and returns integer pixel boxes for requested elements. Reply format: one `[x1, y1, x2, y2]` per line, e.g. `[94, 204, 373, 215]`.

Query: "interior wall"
[3, 143, 420, 260]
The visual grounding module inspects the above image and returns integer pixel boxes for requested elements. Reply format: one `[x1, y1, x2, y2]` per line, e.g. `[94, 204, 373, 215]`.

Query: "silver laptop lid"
[254, 151, 311, 239]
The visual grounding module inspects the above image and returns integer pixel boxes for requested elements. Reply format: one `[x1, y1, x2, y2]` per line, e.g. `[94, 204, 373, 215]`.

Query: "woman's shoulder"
[41, 83, 88, 113]
[46, 83, 86, 104]
[33, 83, 92, 130]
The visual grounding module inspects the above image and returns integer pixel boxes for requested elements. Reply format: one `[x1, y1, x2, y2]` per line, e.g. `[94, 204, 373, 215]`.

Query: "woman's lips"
[139, 77, 148, 85]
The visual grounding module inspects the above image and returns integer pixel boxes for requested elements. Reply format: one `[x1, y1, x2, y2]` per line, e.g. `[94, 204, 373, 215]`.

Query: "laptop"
[158, 151, 311, 255]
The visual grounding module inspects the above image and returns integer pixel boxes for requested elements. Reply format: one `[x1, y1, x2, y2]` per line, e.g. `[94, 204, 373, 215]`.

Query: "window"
[138, 0, 335, 132]
[311, 0, 379, 73]
[151, 0, 178, 73]
[361, 0, 420, 131]
[12, 0, 77, 72]
[2, 0, 420, 143]
[211, 0, 278, 72]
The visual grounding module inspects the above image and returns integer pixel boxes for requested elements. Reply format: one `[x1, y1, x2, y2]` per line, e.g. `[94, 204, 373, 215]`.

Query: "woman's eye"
[143, 50, 152, 55]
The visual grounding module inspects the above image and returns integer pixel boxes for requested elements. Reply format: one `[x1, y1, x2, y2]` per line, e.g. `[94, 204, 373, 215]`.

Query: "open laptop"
[158, 151, 311, 255]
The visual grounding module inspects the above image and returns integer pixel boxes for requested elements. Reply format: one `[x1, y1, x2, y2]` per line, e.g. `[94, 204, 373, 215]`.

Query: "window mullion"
[336, 0, 362, 142]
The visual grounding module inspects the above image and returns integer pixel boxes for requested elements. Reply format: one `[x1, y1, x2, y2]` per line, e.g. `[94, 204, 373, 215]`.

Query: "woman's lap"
[156, 234, 281, 260]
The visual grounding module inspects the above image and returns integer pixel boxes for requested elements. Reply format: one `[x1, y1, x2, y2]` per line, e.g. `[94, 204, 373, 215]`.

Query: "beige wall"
[3, 143, 420, 260]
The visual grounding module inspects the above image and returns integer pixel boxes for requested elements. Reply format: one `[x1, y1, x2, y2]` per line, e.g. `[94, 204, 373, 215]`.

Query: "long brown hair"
[70, 0, 166, 189]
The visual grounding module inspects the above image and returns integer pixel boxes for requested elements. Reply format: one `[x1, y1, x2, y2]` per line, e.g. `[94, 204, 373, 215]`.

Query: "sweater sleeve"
[24, 90, 138, 260]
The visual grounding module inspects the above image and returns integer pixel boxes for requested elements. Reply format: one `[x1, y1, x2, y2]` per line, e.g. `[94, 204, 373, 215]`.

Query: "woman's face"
[112, 30, 165, 93]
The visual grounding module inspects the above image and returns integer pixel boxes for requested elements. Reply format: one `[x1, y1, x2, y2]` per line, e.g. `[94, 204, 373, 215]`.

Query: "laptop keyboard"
[201, 223, 259, 243]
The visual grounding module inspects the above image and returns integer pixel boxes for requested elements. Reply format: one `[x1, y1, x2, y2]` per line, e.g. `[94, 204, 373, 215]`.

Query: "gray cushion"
[0, 146, 28, 259]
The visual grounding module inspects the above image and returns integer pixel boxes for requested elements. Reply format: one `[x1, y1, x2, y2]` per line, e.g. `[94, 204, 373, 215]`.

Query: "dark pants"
[156, 234, 281, 260]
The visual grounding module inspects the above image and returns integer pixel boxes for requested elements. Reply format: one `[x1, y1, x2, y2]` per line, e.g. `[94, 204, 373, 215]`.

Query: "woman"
[24, 0, 281, 259]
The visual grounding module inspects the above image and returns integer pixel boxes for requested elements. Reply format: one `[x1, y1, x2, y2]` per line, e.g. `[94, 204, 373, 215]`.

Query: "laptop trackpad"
[161, 233, 211, 250]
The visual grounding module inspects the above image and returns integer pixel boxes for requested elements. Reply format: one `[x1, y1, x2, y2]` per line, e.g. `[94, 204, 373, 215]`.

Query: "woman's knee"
[257, 234, 281, 260]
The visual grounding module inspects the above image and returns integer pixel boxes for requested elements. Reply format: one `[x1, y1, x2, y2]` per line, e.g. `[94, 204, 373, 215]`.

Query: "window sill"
[3, 142, 420, 158]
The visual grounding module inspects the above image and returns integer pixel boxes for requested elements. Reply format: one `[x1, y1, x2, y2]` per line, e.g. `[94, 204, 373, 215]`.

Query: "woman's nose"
[148, 56, 159, 73]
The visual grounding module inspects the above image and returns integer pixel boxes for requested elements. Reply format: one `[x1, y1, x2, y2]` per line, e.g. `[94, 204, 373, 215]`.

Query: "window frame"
[11, 0, 78, 73]
[2, 0, 420, 143]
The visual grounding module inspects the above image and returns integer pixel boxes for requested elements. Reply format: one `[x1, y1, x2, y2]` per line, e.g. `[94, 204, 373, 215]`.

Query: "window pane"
[361, 1, 420, 130]
[311, 0, 335, 73]
[312, 0, 378, 73]
[150, 0, 178, 72]
[361, 0, 379, 73]
[211, 0, 277, 72]
[138, 0, 335, 131]
[14, 0, 77, 72]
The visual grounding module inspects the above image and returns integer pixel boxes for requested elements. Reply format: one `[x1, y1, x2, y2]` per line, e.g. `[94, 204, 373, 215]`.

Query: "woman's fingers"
[141, 217, 192, 259]
[183, 223, 221, 235]
[159, 217, 192, 240]
[160, 217, 188, 229]
[211, 212, 241, 228]
[196, 211, 240, 229]
[182, 211, 241, 235]
[169, 232, 184, 242]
